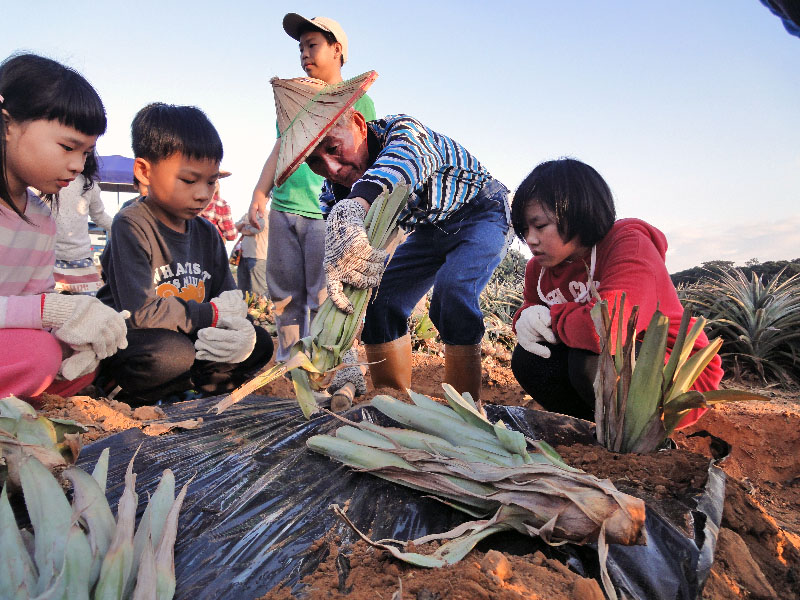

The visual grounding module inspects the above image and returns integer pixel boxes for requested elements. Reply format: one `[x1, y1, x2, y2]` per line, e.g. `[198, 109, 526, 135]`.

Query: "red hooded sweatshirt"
[513, 218, 723, 429]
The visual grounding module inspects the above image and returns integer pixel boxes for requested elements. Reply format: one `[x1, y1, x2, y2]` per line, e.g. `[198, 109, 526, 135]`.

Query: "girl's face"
[521, 199, 588, 268]
[3, 116, 97, 199]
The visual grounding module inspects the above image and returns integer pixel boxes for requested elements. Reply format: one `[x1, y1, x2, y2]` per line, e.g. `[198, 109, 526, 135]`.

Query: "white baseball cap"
[283, 13, 349, 64]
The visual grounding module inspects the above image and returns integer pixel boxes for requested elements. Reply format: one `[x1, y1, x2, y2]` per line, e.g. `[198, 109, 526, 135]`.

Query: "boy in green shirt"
[248, 13, 376, 367]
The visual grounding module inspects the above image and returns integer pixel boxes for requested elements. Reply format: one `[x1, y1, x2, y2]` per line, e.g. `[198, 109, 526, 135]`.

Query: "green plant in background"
[409, 306, 439, 353]
[479, 248, 526, 356]
[591, 295, 768, 454]
[679, 268, 800, 386]
[0, 396, 87, 489]
[0, 448, 189, 599]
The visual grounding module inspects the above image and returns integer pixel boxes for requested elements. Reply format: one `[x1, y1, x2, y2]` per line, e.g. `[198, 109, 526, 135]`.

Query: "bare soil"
[256, 351, 800, 600]
[30, 350, 800, 599]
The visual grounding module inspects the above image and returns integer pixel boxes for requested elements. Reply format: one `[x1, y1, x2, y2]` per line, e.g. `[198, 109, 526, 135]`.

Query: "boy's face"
[305, 112, 370, 189]
[299, 31, 341, 82]
[521, 200, 587, 268]
[135, 153, 219, 232]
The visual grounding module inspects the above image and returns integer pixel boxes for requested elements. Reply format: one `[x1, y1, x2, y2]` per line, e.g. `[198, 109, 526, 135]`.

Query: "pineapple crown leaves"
[1, 447, 188, 599]
[591, 293, 769, 453]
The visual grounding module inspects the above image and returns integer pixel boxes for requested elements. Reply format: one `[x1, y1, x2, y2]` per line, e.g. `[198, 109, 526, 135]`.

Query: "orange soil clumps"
[34, 392, 188, 442]
[259, 539, 604, 600]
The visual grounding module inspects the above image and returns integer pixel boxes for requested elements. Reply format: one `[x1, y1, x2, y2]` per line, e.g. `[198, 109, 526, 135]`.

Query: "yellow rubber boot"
[364, 333, 412, 391]
[444, 343, 483, 402]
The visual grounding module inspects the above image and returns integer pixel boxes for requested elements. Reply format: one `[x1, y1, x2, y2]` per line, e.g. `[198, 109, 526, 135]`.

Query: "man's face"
[136, 153, 220, 232]
[305, 114, 370, 189]
[299, 31, 340, 82]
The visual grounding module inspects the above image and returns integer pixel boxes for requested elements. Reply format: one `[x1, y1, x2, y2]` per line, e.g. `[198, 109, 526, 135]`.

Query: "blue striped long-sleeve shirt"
[319, 115, 493, 228]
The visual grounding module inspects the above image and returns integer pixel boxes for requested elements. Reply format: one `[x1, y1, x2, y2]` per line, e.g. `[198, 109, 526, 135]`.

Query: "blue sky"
[4, 1, 798, 271]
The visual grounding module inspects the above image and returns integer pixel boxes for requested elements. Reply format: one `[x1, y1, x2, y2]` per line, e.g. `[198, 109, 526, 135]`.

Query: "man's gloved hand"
[41, 294, 129, 359]
[194, 316, 256, 363]
[210, 290, 248, 324]
[59, 345, 99, 380]
[327, 347, 367, 396]
[516, 305, 557, 358]
[324, 198, 388, 314]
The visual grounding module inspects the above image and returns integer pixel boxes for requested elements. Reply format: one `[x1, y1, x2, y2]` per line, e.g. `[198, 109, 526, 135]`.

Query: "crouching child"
[96, 103, 273, 405]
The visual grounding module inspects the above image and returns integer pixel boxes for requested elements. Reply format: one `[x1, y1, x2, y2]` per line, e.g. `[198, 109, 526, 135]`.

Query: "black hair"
[297, 24, 344, 66]
[511, 158, 616, 248]
[131, 103, 223, 164]
[0, 53, 106, 219]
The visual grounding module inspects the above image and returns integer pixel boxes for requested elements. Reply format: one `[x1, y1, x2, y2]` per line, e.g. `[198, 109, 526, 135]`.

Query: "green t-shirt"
[271, 94, 377, 218]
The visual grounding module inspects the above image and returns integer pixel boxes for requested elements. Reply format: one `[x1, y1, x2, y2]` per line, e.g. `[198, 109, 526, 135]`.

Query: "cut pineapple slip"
[212, 184, 410, 418]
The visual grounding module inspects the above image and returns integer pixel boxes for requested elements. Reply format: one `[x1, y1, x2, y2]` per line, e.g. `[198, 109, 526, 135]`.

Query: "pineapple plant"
[0, 448, 189, 599]
[591, 294, 768, 453]
[212, 184, 410, 418]
[0, 396, 87, 489]
[308, 384, 646, 600]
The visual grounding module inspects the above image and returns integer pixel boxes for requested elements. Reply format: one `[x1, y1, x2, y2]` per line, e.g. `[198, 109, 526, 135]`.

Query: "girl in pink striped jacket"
[0, 54, 128, 401]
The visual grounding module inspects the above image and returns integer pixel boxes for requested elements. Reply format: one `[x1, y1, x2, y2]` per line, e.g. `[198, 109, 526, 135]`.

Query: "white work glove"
[210, 290, 248, 324]
[194, 316, 256, 363]
[59, 345, 99, 380]
[516, 305, 557, 358]
[41, 294, 129, 360]
[324, 198, 388, 314]
[327, 347, 367, 396]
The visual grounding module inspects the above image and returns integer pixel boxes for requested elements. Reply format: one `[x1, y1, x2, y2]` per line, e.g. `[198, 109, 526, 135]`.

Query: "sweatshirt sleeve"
[549, 229, 665, 353]
[87, 185, 114, 231]
[104, 216, 213, 334]
[349, 116, 444, 205]
[0, 295, 44, 329]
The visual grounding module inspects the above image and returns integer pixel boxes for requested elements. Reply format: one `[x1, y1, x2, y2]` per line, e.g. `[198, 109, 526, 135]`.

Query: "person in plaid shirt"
[200, 171, 237, 241]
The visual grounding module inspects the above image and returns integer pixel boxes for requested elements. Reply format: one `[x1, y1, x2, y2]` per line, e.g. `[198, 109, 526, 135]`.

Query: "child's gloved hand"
[59, 345, 99, 380]
[516, 305, 557, 358]
[210, 290, 248, 324]
[194, 317, 256, 363]
[324, 198, 387, 314]
[41, 294, 129, 359]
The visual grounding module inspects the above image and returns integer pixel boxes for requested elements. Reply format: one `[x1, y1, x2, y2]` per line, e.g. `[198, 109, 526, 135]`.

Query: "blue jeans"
[237, 257, 268, 298]
[362, 180, 510, 345]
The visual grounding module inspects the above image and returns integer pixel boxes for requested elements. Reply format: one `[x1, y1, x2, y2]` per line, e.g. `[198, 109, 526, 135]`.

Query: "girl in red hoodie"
[510, 158, 722, 428]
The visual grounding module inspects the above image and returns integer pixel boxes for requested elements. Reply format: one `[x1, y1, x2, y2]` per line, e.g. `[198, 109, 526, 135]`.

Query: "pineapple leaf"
[621, 311, 669, 452]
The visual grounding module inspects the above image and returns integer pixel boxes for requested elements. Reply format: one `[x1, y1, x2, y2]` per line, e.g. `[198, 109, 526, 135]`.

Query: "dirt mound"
[33, 392, 200, 442]
[259, 539, 602, 600]
[26, 351, 800, 599]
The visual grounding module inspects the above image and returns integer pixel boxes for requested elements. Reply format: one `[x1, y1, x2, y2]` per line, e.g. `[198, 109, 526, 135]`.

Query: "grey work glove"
[59, 345, 100, 380]
[41, 294, 129, 359]
[210, 290, 248, 324]
[194, 316, 256, 363]
[324, 198, 388, 314]
[327, 347, 367, 396]
[516, 305, 557, 358]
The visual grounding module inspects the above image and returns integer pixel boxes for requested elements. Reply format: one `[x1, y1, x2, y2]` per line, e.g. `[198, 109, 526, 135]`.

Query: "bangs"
[44, 70, 107, 136]
[132, 103, 223, 164]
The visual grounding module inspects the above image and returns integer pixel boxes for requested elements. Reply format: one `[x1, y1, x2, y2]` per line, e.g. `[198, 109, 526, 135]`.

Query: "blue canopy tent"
[97, 154, 136, 203]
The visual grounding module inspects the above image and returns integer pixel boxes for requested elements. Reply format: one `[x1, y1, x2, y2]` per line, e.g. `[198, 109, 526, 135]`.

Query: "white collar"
[537, 245, 597, 306]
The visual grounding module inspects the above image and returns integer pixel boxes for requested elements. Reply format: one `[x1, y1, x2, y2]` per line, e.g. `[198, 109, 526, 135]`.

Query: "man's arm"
[348, 116, 444, 206]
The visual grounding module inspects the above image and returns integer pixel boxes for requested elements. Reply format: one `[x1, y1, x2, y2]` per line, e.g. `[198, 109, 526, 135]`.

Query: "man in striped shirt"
[306, 111, 511, 401]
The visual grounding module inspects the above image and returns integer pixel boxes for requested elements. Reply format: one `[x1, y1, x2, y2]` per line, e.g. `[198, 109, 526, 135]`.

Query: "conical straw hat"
[272, 70, 378, 186]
